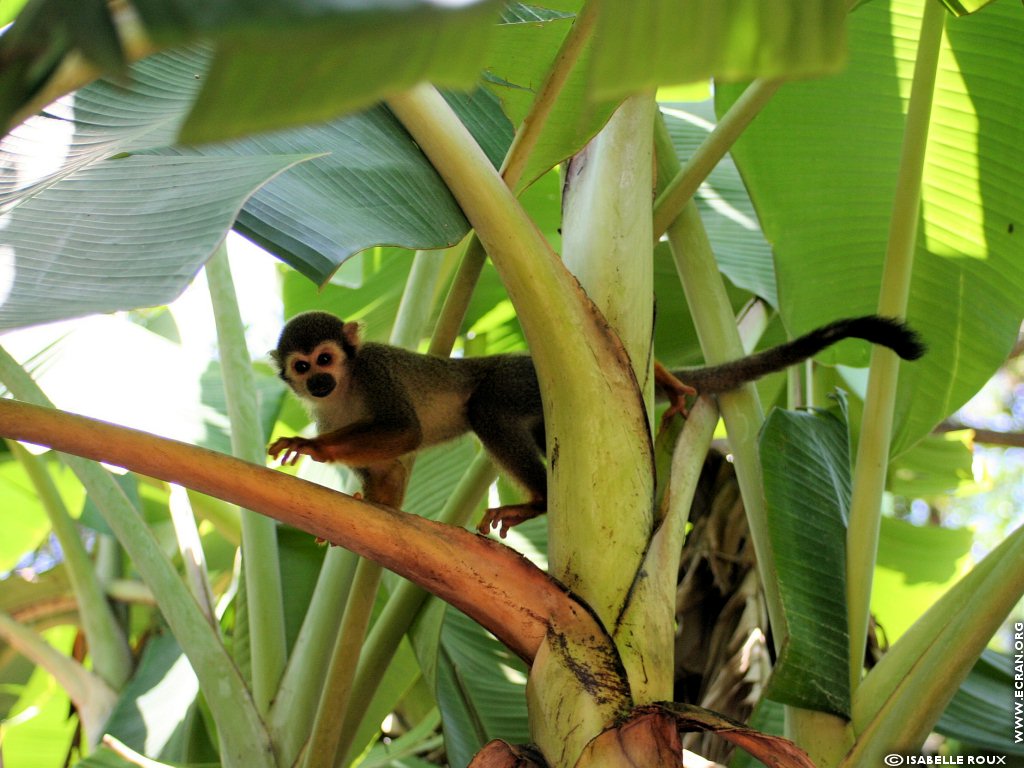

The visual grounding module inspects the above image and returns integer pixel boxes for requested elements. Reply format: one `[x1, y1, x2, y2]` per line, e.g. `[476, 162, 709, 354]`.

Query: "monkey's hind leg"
[478, 499, 546, 539]
[312, 461, 408, 546]
[474, 425, 547, 537]
[467, 363, 548, 537]
[469, 415, 547, 538]
[359, 460, 410, 509]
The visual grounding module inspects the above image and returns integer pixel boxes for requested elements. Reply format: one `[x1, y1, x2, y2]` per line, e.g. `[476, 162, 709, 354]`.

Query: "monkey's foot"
[268, 436, 325, 465]
[478, 501, 546, 539]
[654, 361, 697, 426]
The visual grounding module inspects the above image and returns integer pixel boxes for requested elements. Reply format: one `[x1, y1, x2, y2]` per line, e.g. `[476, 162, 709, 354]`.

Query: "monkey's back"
[356, 344, 538, 448]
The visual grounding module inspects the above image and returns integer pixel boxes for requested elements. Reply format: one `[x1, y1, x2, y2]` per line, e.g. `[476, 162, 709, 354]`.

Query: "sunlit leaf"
[887, 430, 975, 497]
[871, 516, 973, 641]
[718, 0, 1024, 454]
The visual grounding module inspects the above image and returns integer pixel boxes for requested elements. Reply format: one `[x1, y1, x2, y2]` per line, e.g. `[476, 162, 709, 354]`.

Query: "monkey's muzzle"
[306, 373, 336, 398]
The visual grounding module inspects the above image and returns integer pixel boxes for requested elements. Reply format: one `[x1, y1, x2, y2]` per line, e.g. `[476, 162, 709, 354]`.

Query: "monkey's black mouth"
[307, 373, 336, 398]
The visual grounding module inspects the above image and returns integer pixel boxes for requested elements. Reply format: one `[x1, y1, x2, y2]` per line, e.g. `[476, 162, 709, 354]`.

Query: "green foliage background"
[0, 1, 1021, 766]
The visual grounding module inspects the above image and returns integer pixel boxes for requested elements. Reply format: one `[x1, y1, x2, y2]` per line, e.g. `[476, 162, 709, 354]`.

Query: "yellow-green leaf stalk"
[652, 78, 781, 240]
[388, 83, 644, 766]
[560, 93, 662, 699]
[207, 243, 288, 714]
[430, 2, 596, 357]
[654, 112, 853, 764]
[846, 0, 944, 696]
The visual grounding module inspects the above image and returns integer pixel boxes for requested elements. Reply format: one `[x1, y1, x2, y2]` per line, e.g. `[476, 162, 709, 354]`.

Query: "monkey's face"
[279, 341, 348, 402]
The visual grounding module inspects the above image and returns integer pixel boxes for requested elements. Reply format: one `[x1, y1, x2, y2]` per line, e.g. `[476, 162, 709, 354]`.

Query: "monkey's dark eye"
[294, 361, 310, 374]
[317, 352, 332, 366]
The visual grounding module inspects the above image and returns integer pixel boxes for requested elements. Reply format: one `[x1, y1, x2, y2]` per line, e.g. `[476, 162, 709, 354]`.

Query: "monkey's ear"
[268, 349, 290, 382]
[342, 322, 362, 354]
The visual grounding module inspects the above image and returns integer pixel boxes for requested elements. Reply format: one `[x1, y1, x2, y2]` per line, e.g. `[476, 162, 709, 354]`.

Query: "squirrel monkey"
[268, 311, 924, 536]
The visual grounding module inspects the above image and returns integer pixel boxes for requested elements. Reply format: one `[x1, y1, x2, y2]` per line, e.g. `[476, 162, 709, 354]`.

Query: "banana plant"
[0, 1, 1021, 767]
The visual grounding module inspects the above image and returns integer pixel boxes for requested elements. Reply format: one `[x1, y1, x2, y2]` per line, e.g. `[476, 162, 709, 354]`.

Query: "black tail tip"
[880, 317, 927, 360]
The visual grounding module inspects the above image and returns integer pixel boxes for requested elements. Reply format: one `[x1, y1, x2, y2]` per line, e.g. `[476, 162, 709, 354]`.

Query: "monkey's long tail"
[672, 315, 926, 394]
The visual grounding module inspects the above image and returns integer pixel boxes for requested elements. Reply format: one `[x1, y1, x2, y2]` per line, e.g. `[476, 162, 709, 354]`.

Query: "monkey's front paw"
[268, 436, 324, 465]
